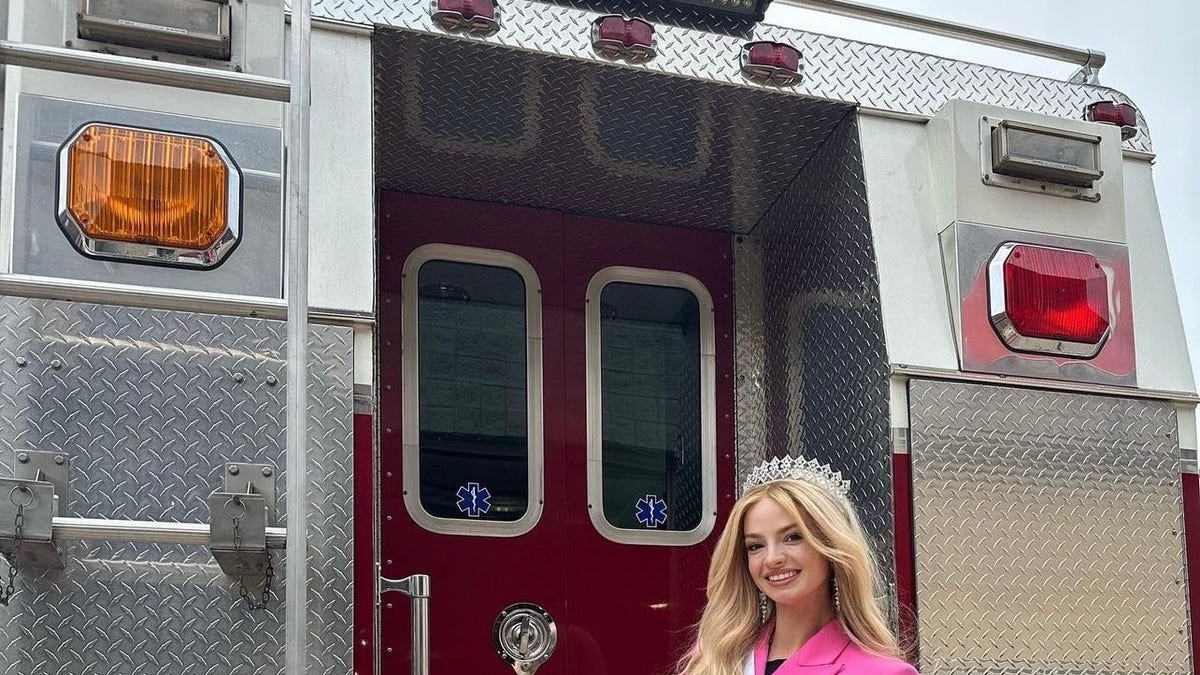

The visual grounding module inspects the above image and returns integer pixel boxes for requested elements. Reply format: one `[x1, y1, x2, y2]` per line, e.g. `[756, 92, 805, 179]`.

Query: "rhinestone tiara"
[740, 455, 851, 498]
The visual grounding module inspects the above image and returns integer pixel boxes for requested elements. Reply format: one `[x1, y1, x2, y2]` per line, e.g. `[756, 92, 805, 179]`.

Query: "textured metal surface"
[374, 29, 848, 232]
[0, 297, 353, 675]
[733, 116, 894, 593]
[909, 378, 1189, 672]
[329, 0, 1150, 154]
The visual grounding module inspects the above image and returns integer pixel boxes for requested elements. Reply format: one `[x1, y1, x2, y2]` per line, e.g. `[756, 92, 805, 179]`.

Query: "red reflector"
[740, 42, 802, 86]
[432, 0, 500, 34]
[990, 244, 1111, 356]
[592, 16, 655, 62]
[1085, 100, 1138, 140]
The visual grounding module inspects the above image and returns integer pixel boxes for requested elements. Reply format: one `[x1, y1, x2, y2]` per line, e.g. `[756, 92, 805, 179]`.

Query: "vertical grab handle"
[381, 573, 431, 675]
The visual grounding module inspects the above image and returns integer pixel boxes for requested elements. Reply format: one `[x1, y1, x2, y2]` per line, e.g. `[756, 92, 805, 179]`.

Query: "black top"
[765, 659, 785, 675]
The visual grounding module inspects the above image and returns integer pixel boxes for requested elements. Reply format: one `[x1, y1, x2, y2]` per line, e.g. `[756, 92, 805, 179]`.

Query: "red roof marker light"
[988, 243, 1112, 358]
[740, 42, 802, 86]
[431, 0, 500, 35]
[1085, 100, 1138, 141]
[592, 16, 656, 63]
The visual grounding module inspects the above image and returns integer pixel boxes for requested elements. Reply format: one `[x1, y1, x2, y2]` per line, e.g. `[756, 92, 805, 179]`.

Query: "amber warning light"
[56, 124, 242, 268]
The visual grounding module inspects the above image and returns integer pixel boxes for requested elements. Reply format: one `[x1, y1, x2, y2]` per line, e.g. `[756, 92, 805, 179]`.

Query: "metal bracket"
[209, 462, 275, 578]
[0, 478, 63, 569]
[223, 462, 277, 525]
[1068, 49, 1106, 86]
[14, 450, 70, 517]
[208, 492, 268, 576]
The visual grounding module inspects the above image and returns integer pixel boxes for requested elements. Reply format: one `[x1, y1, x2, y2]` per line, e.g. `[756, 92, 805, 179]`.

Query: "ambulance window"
[586, 269, 717, 546]
[401, 245, 544, 537]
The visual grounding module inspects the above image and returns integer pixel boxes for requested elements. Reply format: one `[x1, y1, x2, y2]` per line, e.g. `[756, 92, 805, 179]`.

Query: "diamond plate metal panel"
[733, 116, 894, 595]
[0, 298, 354, 675]
[909, 379, 1189, 673]
[374, 29, 849, 232]
[327, 0, 1152, 154]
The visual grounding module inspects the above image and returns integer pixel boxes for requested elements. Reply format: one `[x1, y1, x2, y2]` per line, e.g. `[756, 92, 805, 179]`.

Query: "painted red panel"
[353, 412, 375, 675]
[891, 452, 919, 668]
[377, 193, 734, 675]
[561, 215, 735, 675]
[1182, 472, 1200, 673]
[378, 193, 568, 675]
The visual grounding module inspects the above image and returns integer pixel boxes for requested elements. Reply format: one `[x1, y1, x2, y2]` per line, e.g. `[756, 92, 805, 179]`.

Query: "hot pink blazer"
[744, 620, 918, 675]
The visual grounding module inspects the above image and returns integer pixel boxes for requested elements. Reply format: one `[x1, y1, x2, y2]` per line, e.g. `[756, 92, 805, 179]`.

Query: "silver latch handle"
[380, 574, 430, 675]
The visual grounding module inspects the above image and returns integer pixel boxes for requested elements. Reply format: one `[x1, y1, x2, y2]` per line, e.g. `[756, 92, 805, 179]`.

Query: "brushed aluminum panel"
[733, 116, 894, 596]
[323, 0, 1152, 154]
[0, 297, 353, 675]
[909, 378, 1189, 673]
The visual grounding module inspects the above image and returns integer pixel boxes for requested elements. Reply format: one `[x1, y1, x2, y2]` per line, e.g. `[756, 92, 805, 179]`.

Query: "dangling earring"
[832, 579, 842, 616]
[759, 592, 770, 623]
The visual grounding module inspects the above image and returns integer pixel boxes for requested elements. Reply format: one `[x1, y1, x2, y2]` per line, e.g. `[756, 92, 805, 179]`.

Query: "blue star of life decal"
[456, 482, 492, 518]
[635, 494, 668, 528]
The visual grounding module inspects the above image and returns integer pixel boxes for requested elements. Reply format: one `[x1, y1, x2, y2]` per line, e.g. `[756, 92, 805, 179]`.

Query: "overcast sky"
[763, 0, 1199, 391]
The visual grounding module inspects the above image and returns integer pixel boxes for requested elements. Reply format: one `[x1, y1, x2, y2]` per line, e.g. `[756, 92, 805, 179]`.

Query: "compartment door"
[561, 215, 735, 675]
[378, 193, 568, 674]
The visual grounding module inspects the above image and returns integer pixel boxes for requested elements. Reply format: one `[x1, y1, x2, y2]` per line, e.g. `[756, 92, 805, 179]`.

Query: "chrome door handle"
[380, 573, 430, 675]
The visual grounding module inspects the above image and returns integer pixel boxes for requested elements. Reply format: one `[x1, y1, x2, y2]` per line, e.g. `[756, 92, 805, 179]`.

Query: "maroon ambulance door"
[561, 215, 735, 675]
[378, 193, 568, 674]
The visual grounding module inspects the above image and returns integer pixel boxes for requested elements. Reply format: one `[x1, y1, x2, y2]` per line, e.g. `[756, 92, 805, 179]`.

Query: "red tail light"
[740, 42, 802, 86]
[988, 243, 1111, 357]
[592, 16, 656, 62]
[1084, 100, 1138, 140]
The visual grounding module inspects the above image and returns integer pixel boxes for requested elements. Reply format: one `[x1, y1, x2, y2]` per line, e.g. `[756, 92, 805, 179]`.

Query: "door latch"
[209, 462, 276, 609]
[0, 450, 70, 605]
[493, 602, 557, 674]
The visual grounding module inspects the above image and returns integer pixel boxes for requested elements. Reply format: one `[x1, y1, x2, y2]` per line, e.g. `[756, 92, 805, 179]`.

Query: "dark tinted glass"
[600, 282, 703, 531]
[417, 260, 528, 521]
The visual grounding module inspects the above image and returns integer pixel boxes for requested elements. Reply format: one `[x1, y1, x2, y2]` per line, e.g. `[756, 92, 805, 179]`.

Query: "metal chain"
[232, 510, 274, 611]
[0, 492, 28, 607]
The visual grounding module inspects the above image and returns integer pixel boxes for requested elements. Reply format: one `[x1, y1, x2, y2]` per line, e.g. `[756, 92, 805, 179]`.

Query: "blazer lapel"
[774, 621, 851, 675]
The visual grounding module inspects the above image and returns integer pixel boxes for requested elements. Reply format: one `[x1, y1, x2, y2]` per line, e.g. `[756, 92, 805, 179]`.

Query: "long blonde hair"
[677, 479, 900, 675]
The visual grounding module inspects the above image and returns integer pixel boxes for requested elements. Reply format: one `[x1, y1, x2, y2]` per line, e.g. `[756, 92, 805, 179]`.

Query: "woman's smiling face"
[742, 498, 833, 613]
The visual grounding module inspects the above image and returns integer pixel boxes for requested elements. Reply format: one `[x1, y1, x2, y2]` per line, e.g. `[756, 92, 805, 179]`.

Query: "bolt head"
[15, 357, 26, 367]
[17, 452, 29, 463]
[228, 465, 240, 476]
[233, 372, 245, 383]
[54, 455, 65, 465]
[50, 359, 62, 370]
[262, 467, 273, 477]
[266, 375, 278, 386]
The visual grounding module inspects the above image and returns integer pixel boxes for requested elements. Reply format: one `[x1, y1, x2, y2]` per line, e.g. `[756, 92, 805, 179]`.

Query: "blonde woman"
[678, 457, 917, 675]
